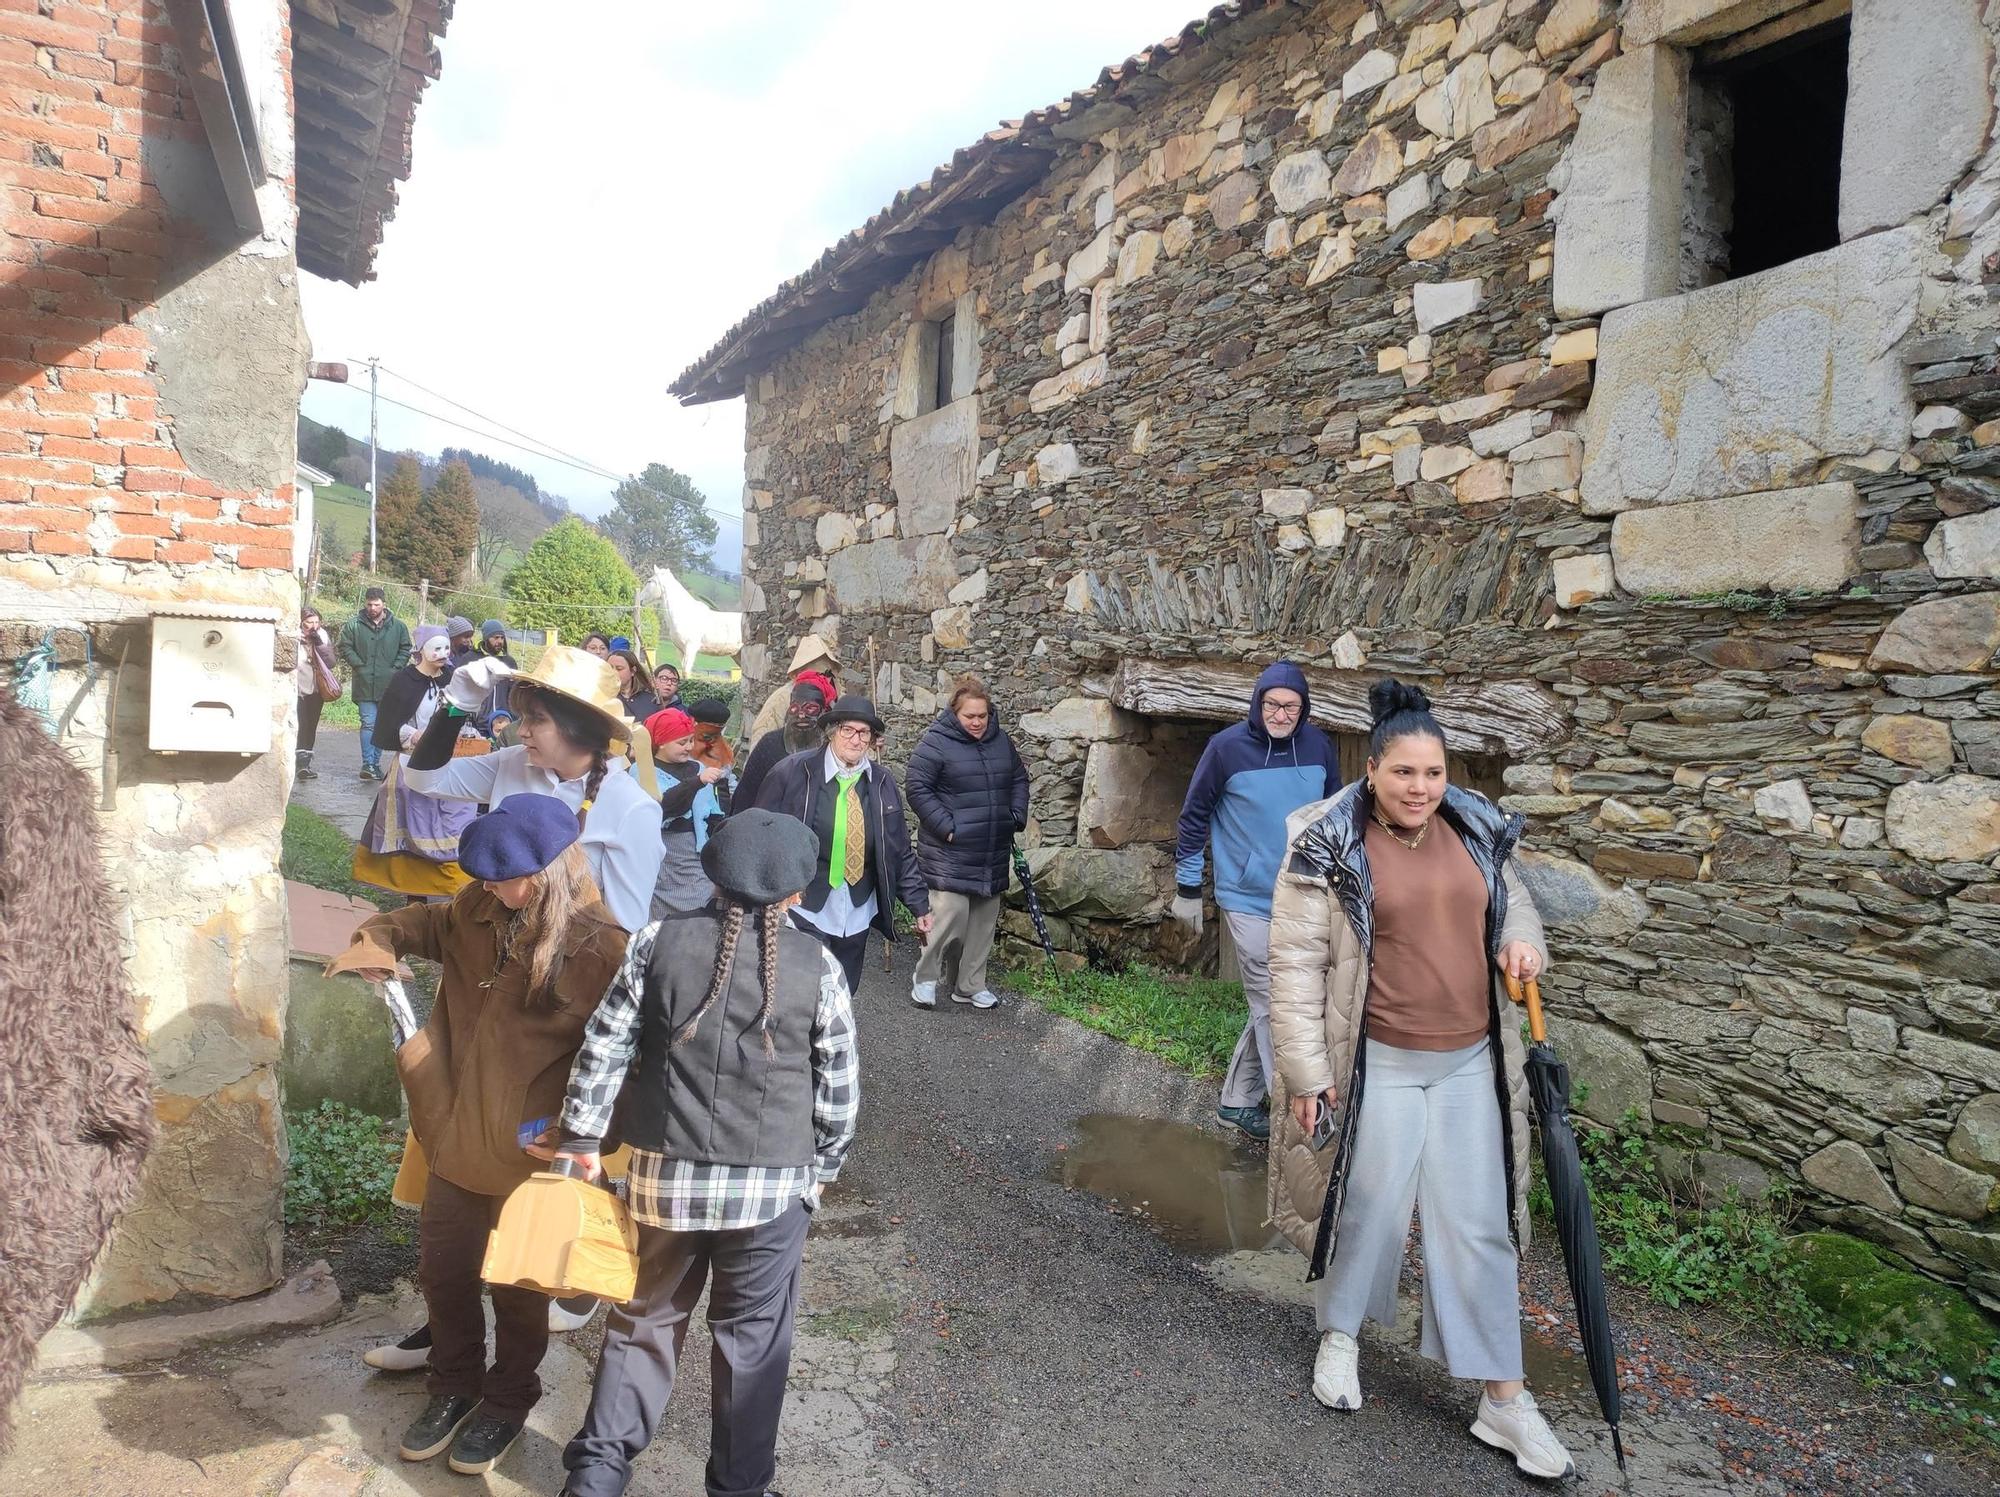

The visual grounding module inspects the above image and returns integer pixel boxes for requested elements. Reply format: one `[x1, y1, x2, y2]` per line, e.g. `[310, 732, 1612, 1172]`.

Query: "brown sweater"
[1363, 816, 1492, 1051]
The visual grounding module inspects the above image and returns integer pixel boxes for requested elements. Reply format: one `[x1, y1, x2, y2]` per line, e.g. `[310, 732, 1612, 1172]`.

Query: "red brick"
[98, 489, 149, 513]
[242, 502, 291, 526]
[178, 474, 226, 501]
[32, 529, 91, 555]
[103, 534, 154, 560]
[156, 494, 219, 519]
[98, 418, 155, 441]
[94, 346, 146, 372]
[112, 510, 171, 536]
[0, 456, 90, 483]
[0, 528, 29, 552]
[60, 149, 116, 178]
[0, 212, 96, 247]
[61, 370, 149, 396]
[181, 520, 265, 547]
[0, 165, 90, 195]
[13, 504, 92, 531]
[34, 195, 130, 226]
[30, 481, 96, 506]
[34, 390, 99, 414]
[238, 545, 292, 569]
[41, 434, 118, 462]
[0, 477, 27, 503]
[121, 464, 181, 492]
[0, 411, 95, 441]
[158, 540, 209, 563]
[32, 342, 94, 369]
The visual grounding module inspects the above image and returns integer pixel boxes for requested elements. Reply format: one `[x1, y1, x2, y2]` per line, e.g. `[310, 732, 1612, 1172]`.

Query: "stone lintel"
[1609, 482, 1861, 596]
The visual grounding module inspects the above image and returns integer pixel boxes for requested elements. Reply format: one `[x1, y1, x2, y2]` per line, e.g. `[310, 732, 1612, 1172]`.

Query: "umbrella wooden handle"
[1503, 972, 1548, 1045]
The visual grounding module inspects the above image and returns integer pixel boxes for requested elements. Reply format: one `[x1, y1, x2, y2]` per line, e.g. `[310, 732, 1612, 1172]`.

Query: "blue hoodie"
[1175, 661, 1341, 919]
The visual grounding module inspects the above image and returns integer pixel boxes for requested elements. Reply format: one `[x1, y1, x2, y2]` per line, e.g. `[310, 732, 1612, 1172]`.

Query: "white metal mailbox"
[148, 604, 279, 755]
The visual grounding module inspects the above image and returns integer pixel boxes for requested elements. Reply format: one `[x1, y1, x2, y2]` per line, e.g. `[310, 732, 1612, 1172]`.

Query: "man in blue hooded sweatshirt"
[1173, 661, 1339, 1139]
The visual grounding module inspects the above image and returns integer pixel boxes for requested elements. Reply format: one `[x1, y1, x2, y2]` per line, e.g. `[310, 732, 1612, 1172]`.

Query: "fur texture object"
[0, 690, 156, 1446]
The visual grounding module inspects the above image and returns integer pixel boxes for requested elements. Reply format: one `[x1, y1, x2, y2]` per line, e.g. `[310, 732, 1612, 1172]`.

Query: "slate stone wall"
[736, 0, 2000, 1296]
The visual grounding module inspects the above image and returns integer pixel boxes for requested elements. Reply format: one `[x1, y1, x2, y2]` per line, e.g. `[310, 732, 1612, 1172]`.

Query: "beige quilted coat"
[1266, 782, 1547, 1273]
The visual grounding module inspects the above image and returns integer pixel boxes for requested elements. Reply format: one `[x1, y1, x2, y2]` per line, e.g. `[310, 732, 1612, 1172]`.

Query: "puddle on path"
[1522, 1328, 1596, 1404]
[1047, 1114, 1283, 1255]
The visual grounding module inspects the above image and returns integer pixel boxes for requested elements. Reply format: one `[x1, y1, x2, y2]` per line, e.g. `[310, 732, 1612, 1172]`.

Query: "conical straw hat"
[787, 633, 841, 673]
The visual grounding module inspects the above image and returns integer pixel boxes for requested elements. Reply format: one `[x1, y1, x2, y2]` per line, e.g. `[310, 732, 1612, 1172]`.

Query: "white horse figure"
[639, 565, 744, 674]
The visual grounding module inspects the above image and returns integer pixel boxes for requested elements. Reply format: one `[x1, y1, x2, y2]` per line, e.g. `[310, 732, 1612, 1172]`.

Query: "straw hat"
[511, 645, 663, 802]
[787, 633, 841, 673]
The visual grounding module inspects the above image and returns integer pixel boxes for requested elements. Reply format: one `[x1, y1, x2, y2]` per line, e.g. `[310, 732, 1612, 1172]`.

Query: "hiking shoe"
[1472, 1390, 1574, 1480]
[548, 1294, 597, 1333]
[951, 989, 999, 1010]
[297, 765, 318, 780]
[362, 1321, 432, 1372]
[1313, 1329, 1362, 1410]
[1218, 1104, 1270, 1140]
[448, 1412, 523, 1475]
[911, 980, 937, 1009]
[398, 1393, 478, 1461]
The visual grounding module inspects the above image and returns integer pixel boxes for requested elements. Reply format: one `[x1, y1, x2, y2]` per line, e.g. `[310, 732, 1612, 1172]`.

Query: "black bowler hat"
[821, 695, 885, 735]
[700, 809, 820, 906]
[689, 697, 731, 725]
[459, 794, 578, 881]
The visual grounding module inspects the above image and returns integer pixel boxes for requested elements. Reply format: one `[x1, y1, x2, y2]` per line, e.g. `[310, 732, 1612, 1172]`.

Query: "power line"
[374, 365, 613, 476]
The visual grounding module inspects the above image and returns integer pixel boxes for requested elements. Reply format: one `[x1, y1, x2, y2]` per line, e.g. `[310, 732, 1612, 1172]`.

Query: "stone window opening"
[896, 291, 979, 423]
[1690, 12, 1851, 284]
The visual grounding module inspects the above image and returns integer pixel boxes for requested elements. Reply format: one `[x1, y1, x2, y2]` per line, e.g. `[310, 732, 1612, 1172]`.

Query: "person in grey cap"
[751, 694, 931, 993]
[446, 616, 479, 670]
[549, 809, 858, 1497]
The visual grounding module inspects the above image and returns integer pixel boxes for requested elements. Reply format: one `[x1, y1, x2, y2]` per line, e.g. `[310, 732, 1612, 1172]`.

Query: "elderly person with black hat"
[751, 694, 931, 993]
[547, 809, 858, 1497]
[327, 794, 631, 1478]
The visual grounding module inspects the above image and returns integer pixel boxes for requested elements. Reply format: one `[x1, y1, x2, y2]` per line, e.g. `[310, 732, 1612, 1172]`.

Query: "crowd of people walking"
[299, 593, 1573, 1490]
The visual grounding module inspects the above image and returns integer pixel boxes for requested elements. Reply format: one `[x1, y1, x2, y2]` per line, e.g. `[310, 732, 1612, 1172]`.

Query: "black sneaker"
[1218, 1104, 1270, 1141]
[358, 767, 375, 780]
[448, 1412, 523, 1475]
[398, 1393, 478, 1461]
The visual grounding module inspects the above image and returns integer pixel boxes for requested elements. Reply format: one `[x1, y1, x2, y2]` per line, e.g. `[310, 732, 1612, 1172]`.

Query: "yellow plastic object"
[481, 1169, 639, 1303]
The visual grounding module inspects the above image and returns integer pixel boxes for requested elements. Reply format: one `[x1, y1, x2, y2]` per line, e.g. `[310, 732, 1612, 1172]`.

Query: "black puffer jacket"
[903, 707, 1030, 897]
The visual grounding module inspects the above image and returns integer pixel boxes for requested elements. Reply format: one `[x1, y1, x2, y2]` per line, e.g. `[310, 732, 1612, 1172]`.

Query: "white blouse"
[403, 745, 665, 932]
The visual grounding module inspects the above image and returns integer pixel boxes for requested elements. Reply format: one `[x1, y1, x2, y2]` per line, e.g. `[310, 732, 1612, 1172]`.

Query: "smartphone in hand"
[1310, 1098, 1336, 1152]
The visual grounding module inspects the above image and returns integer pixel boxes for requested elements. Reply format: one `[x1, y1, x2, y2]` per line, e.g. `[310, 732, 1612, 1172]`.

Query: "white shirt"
[403, 744, 665, 932]
[793, 747, 878, 939]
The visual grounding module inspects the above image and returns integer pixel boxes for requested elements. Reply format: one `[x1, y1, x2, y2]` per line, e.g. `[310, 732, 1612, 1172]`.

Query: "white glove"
[444, 656, 513, 714]
[1170, 894, 1204, 938]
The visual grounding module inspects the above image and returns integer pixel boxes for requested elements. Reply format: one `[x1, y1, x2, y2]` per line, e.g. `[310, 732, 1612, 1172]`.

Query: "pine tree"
[599, 463, 719, 575]
[503, 517, 635, 638]
[374, 456, 423, 577]
[403, 459, 480, 585]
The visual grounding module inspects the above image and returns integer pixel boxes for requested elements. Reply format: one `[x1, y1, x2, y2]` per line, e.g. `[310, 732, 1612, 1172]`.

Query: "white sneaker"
[1471, 1390, 1575, 1479]
[951, 989, 999, 1010]
[548, 1296, 598, 1333]
[911, 981, 937, 1009]
[362, 1322, 432, 1372]
[1312, 1329, 1362, 1410]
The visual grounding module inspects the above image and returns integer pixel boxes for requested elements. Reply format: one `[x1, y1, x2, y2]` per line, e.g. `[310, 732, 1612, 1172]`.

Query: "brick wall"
[0, 0, 296, 571]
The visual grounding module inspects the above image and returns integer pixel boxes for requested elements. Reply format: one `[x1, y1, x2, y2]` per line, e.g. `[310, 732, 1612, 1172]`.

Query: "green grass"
[284, 1100, 403, 1227]
[281, 802, 398, 909]
[1000, 963, 1245, 1078]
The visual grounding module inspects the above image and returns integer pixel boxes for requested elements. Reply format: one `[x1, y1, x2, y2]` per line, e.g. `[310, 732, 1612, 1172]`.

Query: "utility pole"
[367, 356, 380, 572]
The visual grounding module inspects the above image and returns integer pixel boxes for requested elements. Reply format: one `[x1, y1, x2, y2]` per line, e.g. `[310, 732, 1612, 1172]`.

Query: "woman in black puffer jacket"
[903, 674, 1030, 1012]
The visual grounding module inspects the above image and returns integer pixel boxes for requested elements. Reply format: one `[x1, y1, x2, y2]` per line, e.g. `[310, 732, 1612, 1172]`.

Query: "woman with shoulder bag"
[1267, 680, 1572, 1480]
[295, 606, 341, 782]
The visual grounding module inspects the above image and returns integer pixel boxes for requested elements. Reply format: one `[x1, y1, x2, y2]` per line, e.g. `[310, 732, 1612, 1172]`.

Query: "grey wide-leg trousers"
[1219, 910, 1276, 1108]
[1312, 1037, 1524, 1382]
[563, 1200, 810, 1497]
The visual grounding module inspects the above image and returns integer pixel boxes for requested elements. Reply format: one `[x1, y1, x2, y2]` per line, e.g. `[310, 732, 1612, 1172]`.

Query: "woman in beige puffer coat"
[1266, 681, 1572, 1480]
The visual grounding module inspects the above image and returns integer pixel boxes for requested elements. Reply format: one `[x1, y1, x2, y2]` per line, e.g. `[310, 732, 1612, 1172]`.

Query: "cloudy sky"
[299, 0, 1202, 566]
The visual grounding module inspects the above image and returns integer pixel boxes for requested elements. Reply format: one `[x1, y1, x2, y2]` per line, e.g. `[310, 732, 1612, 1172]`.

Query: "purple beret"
[459, 793, 579, 882]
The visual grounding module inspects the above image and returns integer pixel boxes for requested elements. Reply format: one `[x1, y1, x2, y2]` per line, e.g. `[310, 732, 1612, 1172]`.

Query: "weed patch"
[1001, 963, 1243, 1078]
[284, 1100, 402, 1227]
[282, 802, 398, 909]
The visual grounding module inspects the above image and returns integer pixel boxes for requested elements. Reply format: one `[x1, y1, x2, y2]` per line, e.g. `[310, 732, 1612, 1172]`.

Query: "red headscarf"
[793, 669, 836, 706]
[646, 707, 696, 745]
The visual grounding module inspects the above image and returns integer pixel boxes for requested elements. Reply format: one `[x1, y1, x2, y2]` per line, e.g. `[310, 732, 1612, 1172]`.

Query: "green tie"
[829, 771, 866, 887]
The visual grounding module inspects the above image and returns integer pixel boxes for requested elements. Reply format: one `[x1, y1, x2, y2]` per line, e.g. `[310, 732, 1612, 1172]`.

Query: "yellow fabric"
[840, 773, 866, 884]
[389, 1132, 631, 1215]
[350, 847, 471, 897]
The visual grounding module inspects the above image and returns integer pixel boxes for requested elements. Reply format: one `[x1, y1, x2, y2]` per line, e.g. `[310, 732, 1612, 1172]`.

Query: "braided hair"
[672, 899, 787, 1057]
[755, 904, 781, 1056]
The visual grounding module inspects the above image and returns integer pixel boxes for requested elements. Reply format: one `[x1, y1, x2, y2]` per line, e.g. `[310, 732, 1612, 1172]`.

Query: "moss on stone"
[1787, 1231, 2000, 1380]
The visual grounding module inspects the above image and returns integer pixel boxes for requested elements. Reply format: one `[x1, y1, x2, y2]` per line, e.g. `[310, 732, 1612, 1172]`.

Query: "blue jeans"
[357, 699, 379, 772]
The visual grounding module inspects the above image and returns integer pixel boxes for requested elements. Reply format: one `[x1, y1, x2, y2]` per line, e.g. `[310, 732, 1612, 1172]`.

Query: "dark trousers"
[793, 915, 868, 994]
[563, 1201, 810, 1497]
[297, 692, 324, 754]
[419, 1172, 550, 1423]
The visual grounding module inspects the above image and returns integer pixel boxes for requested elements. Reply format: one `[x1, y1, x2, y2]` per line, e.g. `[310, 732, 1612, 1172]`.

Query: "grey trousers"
[1219, 910, 1276, 1108]
[912, 889, 1001, 996]
[1313, 1038, 1524, 1382]
[563, 1201, 810, 1497]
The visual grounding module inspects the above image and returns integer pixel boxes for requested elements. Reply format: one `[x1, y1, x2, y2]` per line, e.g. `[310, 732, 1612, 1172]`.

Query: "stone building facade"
[0, 0, 450, 1312]
[677, 0, 2000, 1299]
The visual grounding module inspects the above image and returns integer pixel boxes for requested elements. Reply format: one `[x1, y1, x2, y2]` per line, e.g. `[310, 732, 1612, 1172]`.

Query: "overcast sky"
[298, 0, 1201, 566]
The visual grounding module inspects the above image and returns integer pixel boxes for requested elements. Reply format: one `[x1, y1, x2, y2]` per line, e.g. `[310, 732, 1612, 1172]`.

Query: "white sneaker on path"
[953, 989, 999, 1010]
[911, 981, 937, 1009]
[1312, 1329, 1362, 1410]
[1471, 1389, 1575, 1479]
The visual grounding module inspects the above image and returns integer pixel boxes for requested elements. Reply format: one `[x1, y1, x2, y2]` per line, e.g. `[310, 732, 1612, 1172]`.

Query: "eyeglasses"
[1263, 701, 1304, 718]
[830, 723, 873, 740]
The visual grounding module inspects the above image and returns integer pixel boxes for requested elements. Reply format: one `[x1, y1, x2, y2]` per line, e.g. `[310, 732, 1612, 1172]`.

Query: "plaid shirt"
[560, 920, 859, 1231]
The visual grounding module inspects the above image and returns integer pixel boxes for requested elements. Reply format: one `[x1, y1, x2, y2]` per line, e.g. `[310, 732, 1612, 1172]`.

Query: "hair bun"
[1368, 678, 1432, 727]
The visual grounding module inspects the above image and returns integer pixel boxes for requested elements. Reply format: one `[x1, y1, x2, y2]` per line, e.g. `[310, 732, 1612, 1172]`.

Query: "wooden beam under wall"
[1101, 658, 1569, 759]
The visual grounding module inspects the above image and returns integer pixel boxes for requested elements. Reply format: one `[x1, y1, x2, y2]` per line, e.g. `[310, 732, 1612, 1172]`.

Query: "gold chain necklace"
[1371, 811, 1429, 851]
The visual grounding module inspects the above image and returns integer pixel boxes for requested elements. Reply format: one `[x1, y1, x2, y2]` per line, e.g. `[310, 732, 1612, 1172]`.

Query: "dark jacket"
[903, 707, 1030, 897]
[753, 748, 930, 940]
[338, 610, 412, 703]
[622, 687, 661, 724]
[733, 726, 796, 810]
[617, 908, 822, 1166]
[371, 661, 450, 755]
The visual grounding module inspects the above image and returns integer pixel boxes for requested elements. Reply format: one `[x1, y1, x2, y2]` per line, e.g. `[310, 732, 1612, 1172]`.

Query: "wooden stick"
[1502, 972, 1547, 1045]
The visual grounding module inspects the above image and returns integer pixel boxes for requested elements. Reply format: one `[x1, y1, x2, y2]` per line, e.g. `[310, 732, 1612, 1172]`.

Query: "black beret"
[700, 809, 820, 906]
[689, 697, 731, 725]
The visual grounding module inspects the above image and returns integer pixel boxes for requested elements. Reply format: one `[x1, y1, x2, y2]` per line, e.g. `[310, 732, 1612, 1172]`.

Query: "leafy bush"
[679, 676, 739, 719]
[284, 1100, 402, 1226]
[503, 517, 636, 638]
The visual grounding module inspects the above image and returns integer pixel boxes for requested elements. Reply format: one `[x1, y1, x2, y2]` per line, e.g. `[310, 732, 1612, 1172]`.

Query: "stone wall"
[0, 0, 306, 1311]
[734, 0, 2000, 1298]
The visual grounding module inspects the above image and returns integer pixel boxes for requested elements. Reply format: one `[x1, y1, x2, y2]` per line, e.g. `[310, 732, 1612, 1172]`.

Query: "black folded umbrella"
[1011, 844, 1058, 967]
[1509, 974, 1626, 1471]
